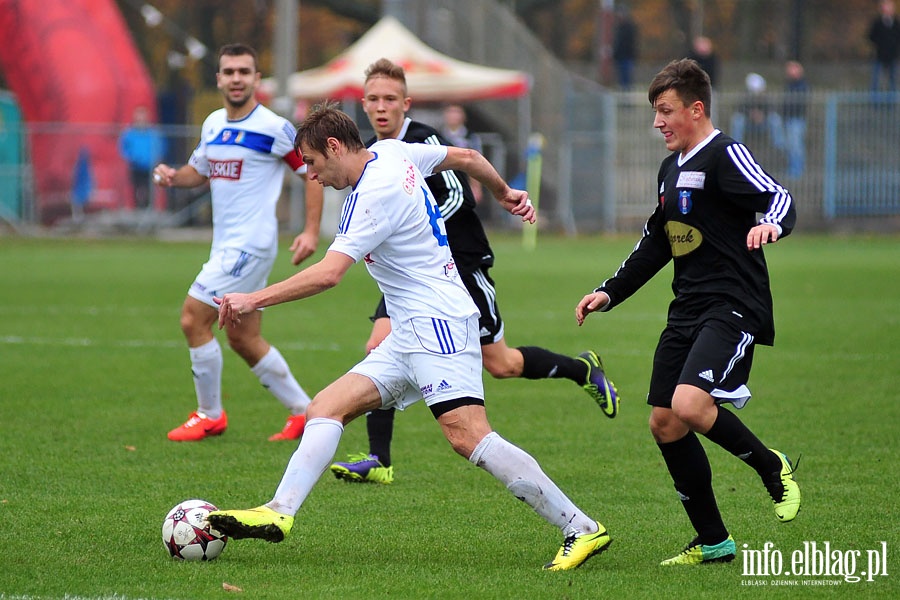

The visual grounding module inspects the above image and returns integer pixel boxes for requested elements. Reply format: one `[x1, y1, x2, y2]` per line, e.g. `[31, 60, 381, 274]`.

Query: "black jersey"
[366, 118, 493, 273]
[597, 131, 796, 345]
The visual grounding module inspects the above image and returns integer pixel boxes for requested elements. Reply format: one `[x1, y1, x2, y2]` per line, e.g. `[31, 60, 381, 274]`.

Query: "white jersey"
[328, 139, 477, 326]
[189, 103, 305, 258]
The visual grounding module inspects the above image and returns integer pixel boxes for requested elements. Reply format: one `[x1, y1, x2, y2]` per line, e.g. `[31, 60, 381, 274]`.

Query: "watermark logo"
[740, 541, 889, 586]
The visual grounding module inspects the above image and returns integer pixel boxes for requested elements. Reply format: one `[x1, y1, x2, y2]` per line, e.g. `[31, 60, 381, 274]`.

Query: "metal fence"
[555, 90, 900, 234]
[2, 90, 899, 234]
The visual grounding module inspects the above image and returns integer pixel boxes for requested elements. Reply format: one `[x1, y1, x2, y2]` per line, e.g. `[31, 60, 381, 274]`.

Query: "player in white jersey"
[206, 103, 611, 571]
[152, 44, 323, 443]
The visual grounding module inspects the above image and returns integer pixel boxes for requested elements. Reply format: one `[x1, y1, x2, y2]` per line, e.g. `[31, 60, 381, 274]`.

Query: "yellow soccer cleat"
[576, 351, 620, 418]
[206, 505, 293, 543]
[543, 528, 612, 571]
[660, 535, 736, 566]
[767, 449, 801, 522]
[330, 453, 394, 484]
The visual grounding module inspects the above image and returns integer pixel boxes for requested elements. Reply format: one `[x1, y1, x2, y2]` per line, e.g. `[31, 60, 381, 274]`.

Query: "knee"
[225, 334, 249, 356]
[649, 408, 691, 443]
[670, 389, 716, 433]
[449, 439, 471, 458]
[305, 393, 346, 423]
[179, 308, 198, 337]
[482, 351, 519, 379]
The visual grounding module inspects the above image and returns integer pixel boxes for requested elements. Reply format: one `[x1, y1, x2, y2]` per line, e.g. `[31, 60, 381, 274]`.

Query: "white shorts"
[187, 247, 276, 308]
[350, 314, 484, 411]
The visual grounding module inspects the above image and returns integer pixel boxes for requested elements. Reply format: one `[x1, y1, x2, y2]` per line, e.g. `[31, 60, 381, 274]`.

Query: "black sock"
[703, 405, 780, 478]
[367, 407, 395, 467]
[517, 346, 587, 382]
[658, 432, 729, 545]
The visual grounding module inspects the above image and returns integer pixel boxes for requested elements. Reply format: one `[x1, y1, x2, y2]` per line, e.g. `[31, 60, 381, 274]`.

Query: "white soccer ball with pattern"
[162, 499, 227, 561]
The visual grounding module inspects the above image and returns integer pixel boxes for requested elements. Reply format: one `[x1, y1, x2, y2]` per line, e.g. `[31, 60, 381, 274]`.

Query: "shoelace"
[344, 452, 377, 464]
[560, 535, 577, 556]
[768, 454, 802, 501]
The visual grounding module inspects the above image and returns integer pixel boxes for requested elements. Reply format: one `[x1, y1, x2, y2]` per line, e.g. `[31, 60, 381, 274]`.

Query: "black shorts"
[647, 316, 756, 409]
[370, 265, 503, 346]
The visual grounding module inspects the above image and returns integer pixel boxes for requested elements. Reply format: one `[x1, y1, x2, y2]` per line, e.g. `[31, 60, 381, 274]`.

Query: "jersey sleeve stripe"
[727, 143, 775, 191]
[423, 133, 466, 219]
[338, 192, 359, 235]
[439, 170, 465, 218]
[727, 143, 794, 226]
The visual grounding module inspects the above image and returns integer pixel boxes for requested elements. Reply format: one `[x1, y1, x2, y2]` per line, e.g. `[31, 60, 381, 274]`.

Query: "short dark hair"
[364, 58, 408, 96]
[218, 43, 258, 72]
[295, 101, 366, 157]
[648, 59, 712, 116]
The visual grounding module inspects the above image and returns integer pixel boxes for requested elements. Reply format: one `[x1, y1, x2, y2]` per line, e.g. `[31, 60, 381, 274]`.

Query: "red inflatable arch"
[0, 0, 156, 223]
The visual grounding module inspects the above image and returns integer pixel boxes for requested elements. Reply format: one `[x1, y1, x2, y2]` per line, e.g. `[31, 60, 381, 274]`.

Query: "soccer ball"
[162, 499, 227, 561]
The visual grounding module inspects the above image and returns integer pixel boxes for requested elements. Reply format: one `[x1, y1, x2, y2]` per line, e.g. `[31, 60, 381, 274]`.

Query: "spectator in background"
[612, 6, 639, 90]
[868, 0, 900, 93]
[730, 73, 782, 155]
[781, 60, 810, 179]
[688, 36, 718, 89]
[441, 103, 484, 202]
[119, 106, 165, 210]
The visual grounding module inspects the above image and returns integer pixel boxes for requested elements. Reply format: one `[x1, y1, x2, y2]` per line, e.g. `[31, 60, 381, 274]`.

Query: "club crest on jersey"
[678, 190, 692, 214]
[402, 159, 416, 195]
[235, 131, 245, 144]
[444, 259, 457, 278]
[221, 130, 232, 142]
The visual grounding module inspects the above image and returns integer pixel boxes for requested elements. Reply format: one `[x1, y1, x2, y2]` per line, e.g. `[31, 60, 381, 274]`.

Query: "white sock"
[269, 417, 344, 515]
[189, 338, 223, 418]
[251, 346, 311, 415]
[469, 432, 599, 537]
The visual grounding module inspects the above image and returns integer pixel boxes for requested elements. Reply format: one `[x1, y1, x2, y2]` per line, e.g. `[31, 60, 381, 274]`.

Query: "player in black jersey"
[329, 58, 618, 485]
[576, 59, 800, 566]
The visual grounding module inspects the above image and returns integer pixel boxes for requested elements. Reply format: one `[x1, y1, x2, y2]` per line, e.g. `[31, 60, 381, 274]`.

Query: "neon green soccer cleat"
[766, 448, 801, 522]
[543, 528, 612, 571]
[660, 535, 736, 566]
[206, 505, 293, 543]
[576, 351, 619, 418]
[330, 453, 394, 484]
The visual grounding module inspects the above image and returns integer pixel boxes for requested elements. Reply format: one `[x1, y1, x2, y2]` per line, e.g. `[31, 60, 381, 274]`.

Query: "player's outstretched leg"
[469, 431, 610, 570]
[576, 350, 619, 417]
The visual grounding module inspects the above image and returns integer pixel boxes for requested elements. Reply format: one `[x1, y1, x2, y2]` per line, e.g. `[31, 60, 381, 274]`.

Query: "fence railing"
[1, 91, 898, 234]
[552, 89, 900, 234]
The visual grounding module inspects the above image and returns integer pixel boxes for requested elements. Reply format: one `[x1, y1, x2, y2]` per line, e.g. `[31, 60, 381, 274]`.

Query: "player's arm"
[719, 142, 796, 250]
[152, 163, 207, 188]
[216, 250, 354, 329]
[435, 146, 534, 223]
[575, 206, 671, 325]
[289, 175, 324, 265]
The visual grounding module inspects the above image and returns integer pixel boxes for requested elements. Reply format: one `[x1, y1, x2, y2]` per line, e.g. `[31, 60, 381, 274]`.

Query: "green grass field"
[1, 232, 898, 599]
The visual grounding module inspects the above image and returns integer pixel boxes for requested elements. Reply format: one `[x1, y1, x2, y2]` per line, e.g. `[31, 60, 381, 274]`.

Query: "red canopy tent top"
[262, 16, 531, 102]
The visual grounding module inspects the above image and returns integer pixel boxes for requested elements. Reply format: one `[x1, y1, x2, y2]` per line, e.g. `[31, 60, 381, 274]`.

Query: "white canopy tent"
[261, 16, 532, 151]
[264, 16, 531, 102]
[266, 16, 533, 237]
